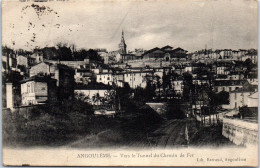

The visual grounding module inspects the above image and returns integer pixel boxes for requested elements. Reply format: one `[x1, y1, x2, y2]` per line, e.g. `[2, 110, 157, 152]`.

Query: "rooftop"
[75, 83, 113, 90]
[230, 84, 257, 93]
[20, 76, 57, 84]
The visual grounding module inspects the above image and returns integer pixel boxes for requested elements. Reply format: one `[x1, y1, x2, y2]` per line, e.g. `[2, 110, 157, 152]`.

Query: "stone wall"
[222, 117, 258, 146]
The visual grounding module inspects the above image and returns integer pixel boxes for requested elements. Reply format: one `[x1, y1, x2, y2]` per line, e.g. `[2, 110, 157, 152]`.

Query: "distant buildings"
[191, 48, 257, 63]
[1, 30, 258, 117]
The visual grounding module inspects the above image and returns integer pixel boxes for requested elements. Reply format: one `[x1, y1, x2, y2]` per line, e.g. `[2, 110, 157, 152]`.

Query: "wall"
[229, 92, 251, 109]
[222, 117, 258, 146]
[194, 112, 226, 126]
[6, 83, 13, 109]
[30, 63, 50, 77]
[17, 56, 28, 67]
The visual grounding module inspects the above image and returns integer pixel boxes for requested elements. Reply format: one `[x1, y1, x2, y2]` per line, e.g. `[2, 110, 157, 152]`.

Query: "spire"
[121, 29, 125, 43]
[119, 29, 127, 54]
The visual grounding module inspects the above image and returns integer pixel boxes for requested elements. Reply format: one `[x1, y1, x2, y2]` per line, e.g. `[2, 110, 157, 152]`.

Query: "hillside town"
[2, 30, 258, 147]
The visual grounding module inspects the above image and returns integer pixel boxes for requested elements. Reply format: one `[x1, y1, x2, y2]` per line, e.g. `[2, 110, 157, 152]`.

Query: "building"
[118, 30, 127, 54]
[123, 70, 153, 89]
[17, 55, 28, 67]
[228, 84, 257, 109]
[247, 92, 258, 107]
[214, 80, 248, 93]
[20, 76, 57, 105]
[74, 84, 113, 105]
[74, 69, 93, 84]
[46, 59, 89, 69]
[170, 47, 188, 61]
[2, 54, 17, 73]
[172, 78, 184, 96]
[96, 72, 114, 85]
[98, 52, 109, 64]
[29, 62, 75, 100]
[30, 51, 44, 64]
[142, 47, 166, 60]
[219, 49, 233, 59]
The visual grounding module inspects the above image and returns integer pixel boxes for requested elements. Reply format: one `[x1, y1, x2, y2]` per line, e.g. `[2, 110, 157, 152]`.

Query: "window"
[107, 77, 110, 80]
[229, 87, 231, 92]
[234, 93, 237, 100]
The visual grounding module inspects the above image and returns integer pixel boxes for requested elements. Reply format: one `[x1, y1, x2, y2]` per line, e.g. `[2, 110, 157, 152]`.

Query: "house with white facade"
[74, 84, 113, 105]
[226, 84, 257, 109]
[214, 80, 248, 93]
[172, 78, 184, 95]
[247, 92, 258, 108]
[20, 76, 57, 105]
[96, 72, 114, 85]
[123, 70, 153, 89]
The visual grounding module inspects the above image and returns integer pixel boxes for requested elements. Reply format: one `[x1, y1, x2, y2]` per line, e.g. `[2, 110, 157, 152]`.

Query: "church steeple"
[118, 29, 127, 54]
[121, 30, 125, 43]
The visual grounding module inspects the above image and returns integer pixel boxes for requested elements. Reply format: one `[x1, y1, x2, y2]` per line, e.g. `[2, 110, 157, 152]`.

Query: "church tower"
[118, 30, 127, 54]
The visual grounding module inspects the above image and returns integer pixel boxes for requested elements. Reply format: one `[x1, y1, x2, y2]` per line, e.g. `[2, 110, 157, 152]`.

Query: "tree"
[104, 89, 116, 108]
[92, 93, 101, 105]
[144, 80, 156, 101]
[243, 58, 254, 78]
[87, 49, 102, 62]
[56, 42, 73, 61]
[212, 91, 229, 106]
[75, 92, 90, 102]
[182, 72, 193, 101]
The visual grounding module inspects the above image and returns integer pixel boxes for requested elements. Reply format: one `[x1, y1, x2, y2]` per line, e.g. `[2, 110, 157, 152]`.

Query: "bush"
[3, 100, 94, 147]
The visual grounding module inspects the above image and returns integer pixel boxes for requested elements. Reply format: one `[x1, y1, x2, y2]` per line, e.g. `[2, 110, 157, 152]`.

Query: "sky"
[2, 0, 258, 52]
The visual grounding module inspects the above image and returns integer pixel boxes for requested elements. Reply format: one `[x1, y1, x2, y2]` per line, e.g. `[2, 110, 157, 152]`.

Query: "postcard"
[2, 0, 258, 166]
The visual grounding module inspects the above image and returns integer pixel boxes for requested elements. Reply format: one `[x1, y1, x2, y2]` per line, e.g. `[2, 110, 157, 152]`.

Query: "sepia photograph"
[1, 0, 258, 166]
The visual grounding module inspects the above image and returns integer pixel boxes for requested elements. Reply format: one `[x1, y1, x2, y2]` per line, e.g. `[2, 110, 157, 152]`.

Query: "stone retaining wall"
[222, 117, 258, 146]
